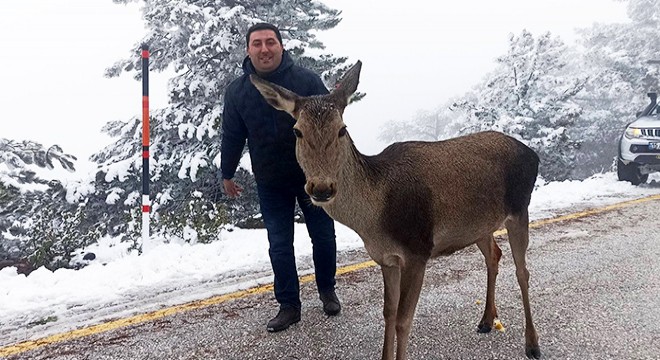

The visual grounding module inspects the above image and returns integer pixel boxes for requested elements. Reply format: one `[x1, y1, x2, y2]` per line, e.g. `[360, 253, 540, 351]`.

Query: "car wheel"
[617, 159, 648, 185]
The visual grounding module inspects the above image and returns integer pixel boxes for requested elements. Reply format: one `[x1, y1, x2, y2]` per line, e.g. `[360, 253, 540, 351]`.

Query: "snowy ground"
[2, 172, 660, 347]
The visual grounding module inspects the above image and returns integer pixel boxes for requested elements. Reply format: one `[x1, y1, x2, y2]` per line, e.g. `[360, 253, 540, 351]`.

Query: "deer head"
[250, 61, 362, 205]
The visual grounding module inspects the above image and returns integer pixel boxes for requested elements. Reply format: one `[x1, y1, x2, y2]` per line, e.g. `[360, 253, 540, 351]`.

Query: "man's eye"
[293, 128, 303, 138]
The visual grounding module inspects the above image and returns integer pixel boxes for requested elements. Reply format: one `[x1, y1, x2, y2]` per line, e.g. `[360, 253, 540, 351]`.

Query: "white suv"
[618, 92, 660, 185]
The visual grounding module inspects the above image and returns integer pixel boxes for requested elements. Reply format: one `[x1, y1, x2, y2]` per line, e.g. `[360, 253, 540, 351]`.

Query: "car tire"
[617, 159, 648, 185]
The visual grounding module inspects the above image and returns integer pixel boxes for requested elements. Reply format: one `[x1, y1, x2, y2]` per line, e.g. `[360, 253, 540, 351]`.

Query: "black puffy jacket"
[220, 51, 329, 186]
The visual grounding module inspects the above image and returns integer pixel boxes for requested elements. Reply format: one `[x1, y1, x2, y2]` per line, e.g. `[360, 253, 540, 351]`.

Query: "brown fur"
[250, 61, 542, 360]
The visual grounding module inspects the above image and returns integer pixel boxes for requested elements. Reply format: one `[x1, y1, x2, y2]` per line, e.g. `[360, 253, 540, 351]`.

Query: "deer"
[249, 61, 541, 360]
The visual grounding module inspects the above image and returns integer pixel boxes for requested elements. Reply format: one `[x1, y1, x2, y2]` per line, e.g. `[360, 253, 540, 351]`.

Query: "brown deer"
[250, 61, 541, 360]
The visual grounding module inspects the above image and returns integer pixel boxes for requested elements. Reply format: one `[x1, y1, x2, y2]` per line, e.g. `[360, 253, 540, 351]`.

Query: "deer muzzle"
[305, 181, 336, 204]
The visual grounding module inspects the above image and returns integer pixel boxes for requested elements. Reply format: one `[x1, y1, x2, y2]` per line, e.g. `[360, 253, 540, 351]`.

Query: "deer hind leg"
[475, 234, 502, 333]
[505, 211, 541, 359]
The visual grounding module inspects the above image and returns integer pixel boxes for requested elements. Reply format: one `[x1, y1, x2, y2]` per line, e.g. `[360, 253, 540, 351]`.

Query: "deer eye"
[338, 126, 347, 137]
[293, 128, 303, 138]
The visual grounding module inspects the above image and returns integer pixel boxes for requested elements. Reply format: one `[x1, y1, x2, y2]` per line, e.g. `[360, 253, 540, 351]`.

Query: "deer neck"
[321, 141, 384, 234]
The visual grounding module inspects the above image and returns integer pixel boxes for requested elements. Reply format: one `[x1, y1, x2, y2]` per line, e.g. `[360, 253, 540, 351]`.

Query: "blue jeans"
[257, 184, 337, 309]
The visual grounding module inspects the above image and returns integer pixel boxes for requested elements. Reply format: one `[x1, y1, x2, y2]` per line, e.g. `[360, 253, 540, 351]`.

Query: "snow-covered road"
[1, 172, 660, 349]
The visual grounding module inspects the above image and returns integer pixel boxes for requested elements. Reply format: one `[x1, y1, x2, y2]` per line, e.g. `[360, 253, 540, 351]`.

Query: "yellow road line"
[492, 193, 660, 236]
[2, 193, 659, 357]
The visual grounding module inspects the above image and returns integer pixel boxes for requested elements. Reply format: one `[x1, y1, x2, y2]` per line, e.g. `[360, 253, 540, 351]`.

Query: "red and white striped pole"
[141, 44, 150, 244]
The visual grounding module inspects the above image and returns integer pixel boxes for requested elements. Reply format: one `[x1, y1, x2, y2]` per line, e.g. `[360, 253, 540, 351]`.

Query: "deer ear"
[332, 60, 362, 106]
[250, 75, 298, 115]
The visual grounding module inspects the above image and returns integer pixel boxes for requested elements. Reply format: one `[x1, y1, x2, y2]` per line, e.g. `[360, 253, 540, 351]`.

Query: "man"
[221, 22, 341, 333]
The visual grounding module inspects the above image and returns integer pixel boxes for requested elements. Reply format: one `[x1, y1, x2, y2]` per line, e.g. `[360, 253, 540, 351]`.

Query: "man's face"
[247, 29, 283, 74]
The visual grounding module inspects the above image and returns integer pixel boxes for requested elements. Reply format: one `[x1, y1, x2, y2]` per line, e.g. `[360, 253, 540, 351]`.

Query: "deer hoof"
[477, 322, 492, 333]
[526, 346, 541, 359]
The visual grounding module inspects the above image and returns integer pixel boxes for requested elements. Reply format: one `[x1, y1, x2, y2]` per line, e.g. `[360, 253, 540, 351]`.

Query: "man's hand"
[223, 179, 243, 198]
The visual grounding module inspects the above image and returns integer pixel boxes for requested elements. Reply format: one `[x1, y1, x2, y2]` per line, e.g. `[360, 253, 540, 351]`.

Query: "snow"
[1, 172, 660, 346]
[0, 163, 50, 194]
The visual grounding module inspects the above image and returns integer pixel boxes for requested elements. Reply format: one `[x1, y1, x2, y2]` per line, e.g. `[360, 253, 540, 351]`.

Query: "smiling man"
[246, 26, 284, 75]
[220, 23, 340, 333]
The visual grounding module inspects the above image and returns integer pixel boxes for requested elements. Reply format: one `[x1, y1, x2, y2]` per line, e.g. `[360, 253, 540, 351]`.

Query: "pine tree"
[0, 139, 80, 264]
[377, 2, 660, 181]
[571, 0, 660, 178]
[378, 99, 465, 143]
[85, 0, 349, 244]
[450, 30, 587, 181]
[376, 31, 588, 180]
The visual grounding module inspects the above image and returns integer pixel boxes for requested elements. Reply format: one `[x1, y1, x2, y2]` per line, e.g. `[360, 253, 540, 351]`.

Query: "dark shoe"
[320, 289, 341, 316]
[267, 306, 301, 332]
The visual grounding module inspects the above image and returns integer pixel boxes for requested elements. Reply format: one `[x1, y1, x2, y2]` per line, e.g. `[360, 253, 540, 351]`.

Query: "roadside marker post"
[141, 44, 150, 244]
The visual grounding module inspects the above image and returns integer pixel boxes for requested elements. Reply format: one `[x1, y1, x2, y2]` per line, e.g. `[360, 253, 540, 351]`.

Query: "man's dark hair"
[246, 22, 283, 48]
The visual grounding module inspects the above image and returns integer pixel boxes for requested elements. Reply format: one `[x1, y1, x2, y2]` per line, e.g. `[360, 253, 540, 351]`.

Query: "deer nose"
[309, 183, 335, 203]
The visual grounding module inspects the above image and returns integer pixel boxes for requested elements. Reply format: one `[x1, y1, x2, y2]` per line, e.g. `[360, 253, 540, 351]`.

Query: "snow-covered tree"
[378, 2, 660, 181]
[378, 31, 588, 181]
[83, 0, 349, 244]
[570, 0, 660, 178]
[0, 139, 83, 266]
[378, 99, 466, 143]
[0, 139, 76, 241]
[448, 30, 587, 180]
[0, 139, 76, 175]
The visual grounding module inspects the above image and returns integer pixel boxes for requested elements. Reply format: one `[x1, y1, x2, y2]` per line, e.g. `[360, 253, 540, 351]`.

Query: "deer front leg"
[381, 265, 401, 360]
[476, 235, 502, 333]
[394, 259, 427, 360]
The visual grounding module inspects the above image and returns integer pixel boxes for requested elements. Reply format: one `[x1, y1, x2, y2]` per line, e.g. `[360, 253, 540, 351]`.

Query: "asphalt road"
[4, 197, 660, 360]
